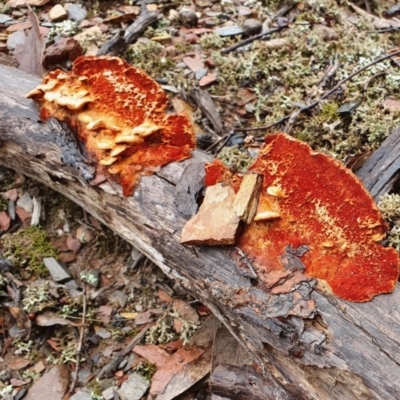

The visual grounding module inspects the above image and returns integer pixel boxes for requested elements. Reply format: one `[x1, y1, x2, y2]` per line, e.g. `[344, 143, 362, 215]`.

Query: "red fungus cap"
[27, 56, 195, 196]
[205, 133, 399, 302]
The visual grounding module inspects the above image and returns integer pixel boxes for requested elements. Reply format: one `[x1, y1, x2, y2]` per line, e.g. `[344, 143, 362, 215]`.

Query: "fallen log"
[1, 63, 400, 399]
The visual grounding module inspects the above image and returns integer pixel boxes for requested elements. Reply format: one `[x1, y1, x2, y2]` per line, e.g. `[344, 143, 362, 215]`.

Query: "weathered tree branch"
[1, 64, 400, 399]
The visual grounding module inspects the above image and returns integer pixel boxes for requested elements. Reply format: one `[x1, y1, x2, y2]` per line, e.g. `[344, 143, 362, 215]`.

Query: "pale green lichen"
[388, 225, 400, 252]
[378, 193, 400, 222]
[217, 146, 253, 173]
[2, 226, 57, 279]
[22, 282, 55, 313]
[146, 309, 198, 345]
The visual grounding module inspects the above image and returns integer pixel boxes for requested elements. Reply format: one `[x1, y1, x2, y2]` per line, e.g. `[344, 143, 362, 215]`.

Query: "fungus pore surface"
[205, 133, 400, 302]
[27, 56, 196, 196]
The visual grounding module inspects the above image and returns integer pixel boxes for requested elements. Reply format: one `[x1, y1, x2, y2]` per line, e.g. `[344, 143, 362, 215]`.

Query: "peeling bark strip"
[3, 64, 400, 399]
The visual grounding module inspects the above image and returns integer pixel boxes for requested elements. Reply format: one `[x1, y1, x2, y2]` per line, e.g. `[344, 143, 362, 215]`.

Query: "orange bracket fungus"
[26, 56, 196, 196]
[191, 133, 400, 302]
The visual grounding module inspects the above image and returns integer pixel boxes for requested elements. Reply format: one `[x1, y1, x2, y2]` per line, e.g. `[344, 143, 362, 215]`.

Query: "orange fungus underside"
[205, 133, 400, 302]
[26, 56, 196, 196]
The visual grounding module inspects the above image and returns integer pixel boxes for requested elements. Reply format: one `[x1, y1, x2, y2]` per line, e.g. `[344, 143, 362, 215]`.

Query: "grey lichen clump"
[146, 309, 198, 345]
[378, 193, 400, 251]
[217, 146, 254, 173]
[378, 194, 400, 222]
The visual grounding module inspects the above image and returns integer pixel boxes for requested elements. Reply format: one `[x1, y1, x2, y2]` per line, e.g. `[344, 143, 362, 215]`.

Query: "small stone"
[0, 14, 12, 23]
[146, 4, 158, 11]
[180, 183, 240, 245]
[15, 206, 32, 226]
[24, 365, 69, 400]
[102, 387, 117, 400]
[77, 369, 91, 384]
[17, 192, 33, 213]
[65, 3, 87, 21]
[117, 373, 149, 400]
[179, 8, 198, 26]
[6, 30, 25, 50]
[43, 37, 83, 69]
[94, 327, 111, 339]
[43, 257, 72, 282]
[73, 26, 102, 43]
[4, 188, 18, 202]
[195, 68, 208, 80]
[109, 290, 128, 307]
[242, 18, 262, 36]
[49, 4, 67, 22]
[70, 391, 92, 400]
[215, 25, 243, 36]
[199, 72, 218, 87]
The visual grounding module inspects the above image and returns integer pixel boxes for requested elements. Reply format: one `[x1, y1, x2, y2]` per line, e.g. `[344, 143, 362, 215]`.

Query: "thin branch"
[221, 27, 284, 54]
[69, 284, 87, 394]
[96, 324, 151, 379]
[205, 130, 234, 152]
[236, 48, 400, 133]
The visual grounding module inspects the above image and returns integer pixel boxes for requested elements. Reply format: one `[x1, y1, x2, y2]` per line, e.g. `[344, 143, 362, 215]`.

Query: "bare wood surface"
[356, 129, 400, 200]
[210, 364, 284, 400]
[2, 64, 400, 399]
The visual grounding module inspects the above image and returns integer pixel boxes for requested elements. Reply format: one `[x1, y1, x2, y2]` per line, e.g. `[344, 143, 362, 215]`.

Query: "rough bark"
[2, 64, 400, 399]
[356, 129, 400, 200]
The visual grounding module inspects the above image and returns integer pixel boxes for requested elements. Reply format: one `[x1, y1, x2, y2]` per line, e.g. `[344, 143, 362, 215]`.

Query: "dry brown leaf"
[0, 211, 11, 232]
[120, 312, 138, 320]
[150, 346, 205, 395]
[133, 344, 171, 368]
[173, 299, 199, 324]
[36, 311, 79, 327]
[14, 6, 44, 76]
[351, 4, 400, 29]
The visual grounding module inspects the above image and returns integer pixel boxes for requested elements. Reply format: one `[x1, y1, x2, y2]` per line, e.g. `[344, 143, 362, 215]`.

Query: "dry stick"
[221, 27, 284, 54]
[205, 130, 235, 153]
[214, 133, 235, 156]
[96, 324, 151, 379]
[70, 284, 87, 394]
[235, 48, 400, 133]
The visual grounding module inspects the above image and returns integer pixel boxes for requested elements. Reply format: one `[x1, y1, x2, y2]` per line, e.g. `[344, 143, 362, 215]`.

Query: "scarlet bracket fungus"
[27, 56, 196, 196]
[203, 133, 400, 302]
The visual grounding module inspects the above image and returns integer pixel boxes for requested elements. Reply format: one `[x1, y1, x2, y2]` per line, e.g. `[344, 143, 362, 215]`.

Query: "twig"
[235, 247, 258, 280]
[205, 130, 234, 152]
[69, 284, 87, 394]
[96, 324, 151, 379]
[214, 131, 235, 156]
[4, 272, 24, 288]
[235, 48, 400, 133]
[221, 27, 284, 54]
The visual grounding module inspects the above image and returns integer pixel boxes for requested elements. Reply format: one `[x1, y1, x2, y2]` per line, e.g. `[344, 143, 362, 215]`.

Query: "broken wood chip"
[180, 183, 240, 246]
[233, 172, 262, 223]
